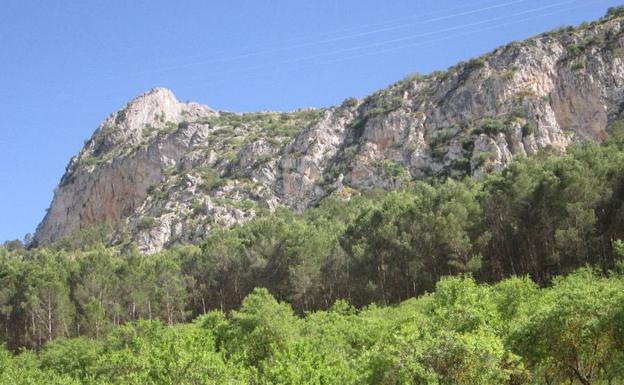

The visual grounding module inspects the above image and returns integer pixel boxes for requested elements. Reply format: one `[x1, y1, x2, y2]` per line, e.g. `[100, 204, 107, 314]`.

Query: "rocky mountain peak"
[81, 87, 215, 161]
[36, 12, 624, 252]
[116, 87, 181, 129]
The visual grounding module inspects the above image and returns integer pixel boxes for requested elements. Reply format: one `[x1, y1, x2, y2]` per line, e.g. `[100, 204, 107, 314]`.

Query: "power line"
[250, 0, 522, 45]
[175, 0, 587, 82]
[167, 0, 608, 102]
[115, 0, 532, 78]
[307, 0, 611, 73]
[89, 0, 608, 108]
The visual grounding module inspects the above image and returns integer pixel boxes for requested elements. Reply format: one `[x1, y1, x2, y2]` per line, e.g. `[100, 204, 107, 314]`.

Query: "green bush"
[381, 160, 410, 181]
[461, 137, 475, 152]
[567, 43, 583, 57]
[341, 97, 358, 108]
[499, 69, 515, 80]
[465, 57, 486, 71]
[473, 151, 493, 167]
[39, 338, 102, 379]
[480, 118, 505, 136]
[571, 58, 587, 70]
[606, 5, 624, 18]
[522, 122, 535, 137]
[136, 216, 158, 231]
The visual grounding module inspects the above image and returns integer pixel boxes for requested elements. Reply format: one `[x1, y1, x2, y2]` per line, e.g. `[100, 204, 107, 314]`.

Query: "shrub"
[473, 151, 493, 167]
[465, 58, 486, 71]
[163, 121, 178, 134]
[431, 146, 447, 160]
[351, 117, 368, 131]
[341, 97, 358, 108]
[136, 216, 158, 231]
[366, 107, 387, 118]
[430, 127, 458, 148]
[567, 44, 582, 57]
[381, 160, 410, 181]
[390, 95, 404, 109]
[461, 138, 475, 152]
[190, 201, 205, 217]
[395, 72, 423, 91]
[606, 5, 624, 18]
[39, 338, 102, 379]
[499, 70, 515, 80]
[507, 108, 526, 122]
[584, 34, 605, 48]
[515, 88, 538, 100]
[480, 118, 505, 136]
[401, 72, 423, 83]
[571, 58, 586, 71]
[522, 122, 535, 137]
[452, 158, 472, 174]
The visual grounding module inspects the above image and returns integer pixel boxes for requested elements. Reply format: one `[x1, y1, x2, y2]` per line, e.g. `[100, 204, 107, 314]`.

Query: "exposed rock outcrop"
[36, 14, 624, 252]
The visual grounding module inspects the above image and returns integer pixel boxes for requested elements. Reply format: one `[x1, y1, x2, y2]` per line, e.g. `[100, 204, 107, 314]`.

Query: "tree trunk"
[47, 293, 52, 341]
[573, 368, 592, 385]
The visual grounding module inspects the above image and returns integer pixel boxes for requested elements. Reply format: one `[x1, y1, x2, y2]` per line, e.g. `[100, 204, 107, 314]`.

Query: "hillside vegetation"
[3, 128, 624, 383]
[1, 268, 623, 385]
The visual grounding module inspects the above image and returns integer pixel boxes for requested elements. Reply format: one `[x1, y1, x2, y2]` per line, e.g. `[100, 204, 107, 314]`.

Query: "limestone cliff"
[36, 12, 624, 252]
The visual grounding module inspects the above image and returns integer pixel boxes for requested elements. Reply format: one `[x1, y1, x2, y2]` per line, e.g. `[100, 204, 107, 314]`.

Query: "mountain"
[36, 10, 624, 252]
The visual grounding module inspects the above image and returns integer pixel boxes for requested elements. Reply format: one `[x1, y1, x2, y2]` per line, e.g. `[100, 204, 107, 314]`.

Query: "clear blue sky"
[1, 0, 622, 242]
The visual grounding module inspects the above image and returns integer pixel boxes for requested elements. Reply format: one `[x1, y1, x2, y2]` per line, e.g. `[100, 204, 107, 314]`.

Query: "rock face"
[36, 14, 624, 252]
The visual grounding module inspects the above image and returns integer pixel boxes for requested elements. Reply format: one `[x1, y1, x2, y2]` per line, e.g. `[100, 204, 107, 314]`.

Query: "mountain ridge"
[36, 9, 624, 252]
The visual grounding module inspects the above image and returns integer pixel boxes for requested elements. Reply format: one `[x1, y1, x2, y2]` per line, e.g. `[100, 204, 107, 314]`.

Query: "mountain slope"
[37, 11, 624, 252]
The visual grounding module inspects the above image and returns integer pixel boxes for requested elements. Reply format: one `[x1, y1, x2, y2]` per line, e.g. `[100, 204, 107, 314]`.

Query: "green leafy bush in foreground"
[1, 269, 623, 385]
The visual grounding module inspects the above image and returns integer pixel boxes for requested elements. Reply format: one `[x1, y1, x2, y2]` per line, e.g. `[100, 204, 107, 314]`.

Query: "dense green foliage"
[4, 132, 624, 354]
[1, 269, 623, 384]
[3, 130, 624, 384]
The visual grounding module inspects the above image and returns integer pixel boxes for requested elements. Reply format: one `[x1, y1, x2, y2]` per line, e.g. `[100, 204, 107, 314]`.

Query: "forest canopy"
[1, 268, 623, 384]
[3, 129, 624, 384]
